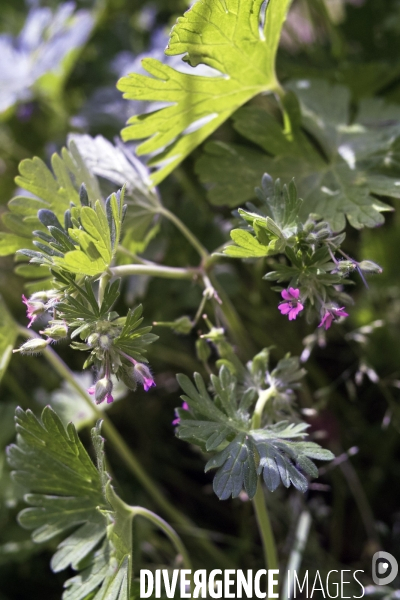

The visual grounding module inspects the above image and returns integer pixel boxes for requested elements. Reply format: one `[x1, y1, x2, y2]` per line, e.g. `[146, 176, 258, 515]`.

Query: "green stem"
[251, 386, 276, 429]
[274, 84, 293, 139]
[131, 506, 192, 571]
[110, 264, 200, 281]
[281, 511, 311, 600]
[98, 273, 110, 306]
[160, 207, 209, 260]
[208, 273, 256, 359]
[17, 327, 230, 568]
[252, 481, 279, 571]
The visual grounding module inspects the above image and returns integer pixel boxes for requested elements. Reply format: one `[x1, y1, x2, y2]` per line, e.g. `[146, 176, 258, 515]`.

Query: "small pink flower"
[318, 307, 348, 330]
[120, 352, 156, 392]
[22, 294, 46, 328]
[106, 393, 114, 404]
[172, 401, 189, 426]
[87, 385, 96, 396]
[278, 288, 304, 321]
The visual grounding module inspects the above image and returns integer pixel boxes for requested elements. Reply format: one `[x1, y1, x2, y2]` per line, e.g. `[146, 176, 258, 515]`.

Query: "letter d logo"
[372, 551, 398, 586]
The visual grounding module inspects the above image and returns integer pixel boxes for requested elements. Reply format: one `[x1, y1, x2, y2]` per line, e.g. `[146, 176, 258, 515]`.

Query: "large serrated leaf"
[7, 408, 133, 600]
[197, 80, 400, 230]
[118, 0, 291, 184]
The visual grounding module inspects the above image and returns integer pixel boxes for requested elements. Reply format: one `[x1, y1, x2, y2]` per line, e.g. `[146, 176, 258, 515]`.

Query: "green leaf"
[175, 364, 331, 500]
[224, 229, 272, 258]
[197, 80, 400, 230]
[0, 295, 18, 384]
[68, 134, 162, 256]
[0, 233, 35, 257]
[7, 407, 133, 600]
[205, 424, 333, 498]
[0, 141, 101, 263]
[59, 251, 108, 276]
[118, 0, 291, 184]
[21, 187, 127, 278]
[205, 433, 258, 500]
[256, 438, 334, 492]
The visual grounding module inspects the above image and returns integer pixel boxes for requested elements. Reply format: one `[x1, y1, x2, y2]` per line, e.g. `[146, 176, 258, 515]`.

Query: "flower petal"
[288, 303, 304, 320]
[278, 302, 291, 315]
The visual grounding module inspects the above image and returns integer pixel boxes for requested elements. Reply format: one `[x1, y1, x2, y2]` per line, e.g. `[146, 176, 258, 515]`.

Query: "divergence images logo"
[372, 551, 399, 586]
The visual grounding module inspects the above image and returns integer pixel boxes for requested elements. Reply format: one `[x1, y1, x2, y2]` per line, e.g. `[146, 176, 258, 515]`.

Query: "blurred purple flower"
[319, 307, 348, 330]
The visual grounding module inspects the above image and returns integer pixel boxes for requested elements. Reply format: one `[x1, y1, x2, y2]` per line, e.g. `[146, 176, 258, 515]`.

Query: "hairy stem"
[131, 506, 192, 572]
[252, 481, 279, 571]
[110, 263, 200, 280]
[17, 327, 231, 568]
[274, 84, 293, 139]
[98, 273, 110, 307]
[160, 207, 209, 260]
[251, 386, 276, 429]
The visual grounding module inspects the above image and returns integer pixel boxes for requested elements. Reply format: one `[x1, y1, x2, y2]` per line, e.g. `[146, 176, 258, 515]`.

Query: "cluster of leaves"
[222, 174, 382, 323]
[197, 80, 400, 231]
[174, 350, 333, 500]
[7, 407, 133, 600]
[61, 284, 157, 381]
[18, 184, 126, 277]
[0, 135, 161, 291]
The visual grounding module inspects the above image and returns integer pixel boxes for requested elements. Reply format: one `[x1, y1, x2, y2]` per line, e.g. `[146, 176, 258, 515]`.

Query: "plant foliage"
[118, 0, 291, 184]
[7, 407, 133, 600]
[197, 80, 400, 230]
[175, 360, 333, 500]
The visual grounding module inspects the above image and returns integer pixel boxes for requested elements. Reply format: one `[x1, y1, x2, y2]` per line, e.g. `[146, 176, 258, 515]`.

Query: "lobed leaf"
[118, 0, 291, 184]
[7, 408, 133, 600]
[197, 80, 400, 230]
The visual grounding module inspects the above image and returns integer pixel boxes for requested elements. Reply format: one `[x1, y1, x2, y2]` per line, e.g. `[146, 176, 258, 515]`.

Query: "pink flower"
[143, 378, 155, 391]
[22, 294, 46, 328]
[87, 385, 96, 396]
[106, 393, 114, 404]
[120, 352, 156, 392]
[278, 288, 304, 321]
[318, 307, 348, 330]
[173, 401, 189, 425]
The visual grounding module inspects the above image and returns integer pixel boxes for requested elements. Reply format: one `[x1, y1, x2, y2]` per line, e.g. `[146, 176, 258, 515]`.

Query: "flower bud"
[30, 291, 50, 302]
[14, 338, 50, 355]
[133, 363, 156, 391]
[196, 338, 211, 362]
[22, 294, 47, 327]
[94, 377, 113, 404]
[173, 316, 193, 334]
[99, 335, 112, 350]
[119, 367, 138, 391]
[358, 260, 383, 274]
[87, 333, 100, 347]
[336, 260, 356, 273]
[40, 322, 68, 340]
